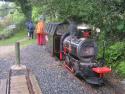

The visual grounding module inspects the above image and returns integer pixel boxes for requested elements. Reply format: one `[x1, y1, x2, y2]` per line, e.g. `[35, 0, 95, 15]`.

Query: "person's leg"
[37, 34, 40, 45]
[28, 32, 30, 38]
[29, 32, 32, 40]
[39, 34, 43, 45]
[41, 34, 46, 45]
[41, 34, 46, 49]
[31, 32, 33, 39]
[44, 35, 46, 45]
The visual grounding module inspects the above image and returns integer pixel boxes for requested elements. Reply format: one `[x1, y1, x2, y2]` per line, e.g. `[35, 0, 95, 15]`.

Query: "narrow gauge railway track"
[62, 63, 124, 94]
[7, 68, 41, 94]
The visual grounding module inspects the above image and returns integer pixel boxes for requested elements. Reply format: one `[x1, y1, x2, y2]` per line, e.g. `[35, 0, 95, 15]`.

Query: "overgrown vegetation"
[0, 28, 35, 48]
[0, 2, 25, 40]
[105, 41, 125, 77]
[0, 2, 34, 47]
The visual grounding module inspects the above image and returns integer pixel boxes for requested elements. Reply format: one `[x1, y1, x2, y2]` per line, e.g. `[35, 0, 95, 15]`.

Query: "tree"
[12, 0, 32, 19]
[0, 3, 10, 17]
[12, 0, 125, 35]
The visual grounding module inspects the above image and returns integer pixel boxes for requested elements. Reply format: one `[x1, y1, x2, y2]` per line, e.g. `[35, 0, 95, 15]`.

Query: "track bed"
[0, 45, 124, 94]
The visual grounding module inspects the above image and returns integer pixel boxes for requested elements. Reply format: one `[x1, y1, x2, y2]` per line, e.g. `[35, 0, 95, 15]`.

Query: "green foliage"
[25, 0, 125, 36]
[0, 28, 35, 47]
[11, 0, 125, 35]
[116, 20, 125, 32]
[0, 30, 26, 45]
[117, 61, 125, 77]
[11, 9, 25, 24]
[97, 40, 125, 77]
[32, 6, 43, 22]
[0, 3, 9, 16]
[0, 8, 25, 40]
[13, 0, 32, 19]
[105, 41, 125, 72]
[106, 41, 125, 65]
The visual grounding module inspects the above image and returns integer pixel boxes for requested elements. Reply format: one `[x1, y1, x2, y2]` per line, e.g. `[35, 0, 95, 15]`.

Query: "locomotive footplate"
[76, 66, 105, 85]
[85, 77, 104, 85]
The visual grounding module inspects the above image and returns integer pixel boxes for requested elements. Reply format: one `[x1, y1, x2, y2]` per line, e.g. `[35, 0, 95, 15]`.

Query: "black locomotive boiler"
[46, 23, 111, 85]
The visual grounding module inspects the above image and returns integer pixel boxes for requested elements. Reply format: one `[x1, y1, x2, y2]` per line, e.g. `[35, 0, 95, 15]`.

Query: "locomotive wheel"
[65, 55, 70, 65]
[71, 66, 75, 73]
[73, 63, 80, 76]
[64, 61, 75, 73]
[64, 55, 75, 73]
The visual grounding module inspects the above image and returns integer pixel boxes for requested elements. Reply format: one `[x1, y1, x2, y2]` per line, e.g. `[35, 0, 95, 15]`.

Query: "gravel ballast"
[0, 44, 124, 94]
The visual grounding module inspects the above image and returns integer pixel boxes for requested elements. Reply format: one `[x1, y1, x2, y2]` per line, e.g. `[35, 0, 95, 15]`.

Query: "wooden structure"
[0, 79, 7, 94]
[0, 75, 42, 94]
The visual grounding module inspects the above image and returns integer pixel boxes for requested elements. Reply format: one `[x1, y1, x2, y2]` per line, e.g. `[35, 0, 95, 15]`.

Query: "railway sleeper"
[0, 69, 42, 94]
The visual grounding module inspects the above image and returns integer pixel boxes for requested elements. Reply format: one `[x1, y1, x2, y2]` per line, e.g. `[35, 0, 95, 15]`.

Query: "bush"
[0, 20, 26, 40]
[116, 61, 125, 78]
[96, 41, 125, 77]
[106, 42, 125, 64]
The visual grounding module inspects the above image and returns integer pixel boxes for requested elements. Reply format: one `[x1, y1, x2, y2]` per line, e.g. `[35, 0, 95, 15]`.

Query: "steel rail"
[7, 68, 35, 94]
[26, 68, 35, 94]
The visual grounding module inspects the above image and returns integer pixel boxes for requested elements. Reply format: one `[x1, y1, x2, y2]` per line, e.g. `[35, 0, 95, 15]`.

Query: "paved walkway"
[0, 45, 15, 58]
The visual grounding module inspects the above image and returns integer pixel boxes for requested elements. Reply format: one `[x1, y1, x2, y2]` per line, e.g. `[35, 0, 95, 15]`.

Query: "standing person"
[25, 20, 35, 39]
[28, 20, 35, 39]
[36, 16, 47, 45]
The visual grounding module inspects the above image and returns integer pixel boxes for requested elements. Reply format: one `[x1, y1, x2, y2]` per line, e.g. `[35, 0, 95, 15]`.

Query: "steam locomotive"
[46, 23, 111, 85]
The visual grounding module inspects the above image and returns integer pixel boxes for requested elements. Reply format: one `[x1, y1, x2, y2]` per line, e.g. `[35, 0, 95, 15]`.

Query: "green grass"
[0, 28, 4, 34]
[0, 30, 36, 48]
[117, 61, 125, 78]
[0, 28, 12, 35]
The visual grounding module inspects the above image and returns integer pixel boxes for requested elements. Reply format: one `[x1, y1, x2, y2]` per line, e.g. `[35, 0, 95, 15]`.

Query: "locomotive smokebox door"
[46, 23, 68, 58]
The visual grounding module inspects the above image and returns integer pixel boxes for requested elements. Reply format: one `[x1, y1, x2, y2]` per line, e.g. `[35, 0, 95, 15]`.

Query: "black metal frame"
[46, 23, 68, 58]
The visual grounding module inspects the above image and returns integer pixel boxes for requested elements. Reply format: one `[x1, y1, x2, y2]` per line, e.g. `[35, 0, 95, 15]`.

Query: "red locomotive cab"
[77, 24, 91, 38]
[83, 31, 91, 38]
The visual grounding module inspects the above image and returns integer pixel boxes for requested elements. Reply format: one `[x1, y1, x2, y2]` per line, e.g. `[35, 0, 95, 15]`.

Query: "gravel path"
[0, 45, 15, 79]
[20, 45, 87, 94]
[0, 44, 124, 94]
